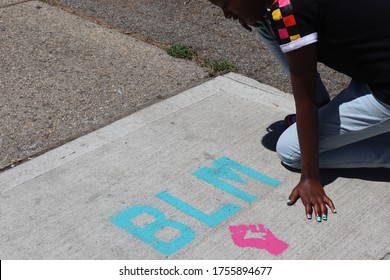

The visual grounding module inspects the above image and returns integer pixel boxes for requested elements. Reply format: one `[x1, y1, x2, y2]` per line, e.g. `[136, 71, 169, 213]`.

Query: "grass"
[166, 44, 235, 76]
[166, 44, 197, 60]
[201, 57, 235, 76]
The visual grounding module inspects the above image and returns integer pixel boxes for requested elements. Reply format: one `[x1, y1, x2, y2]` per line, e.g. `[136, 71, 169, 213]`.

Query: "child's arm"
[285, 44, 336, 220]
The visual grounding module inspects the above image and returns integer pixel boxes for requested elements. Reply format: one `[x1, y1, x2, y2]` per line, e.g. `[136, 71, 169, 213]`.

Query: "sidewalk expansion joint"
[380, 251, 390, 260]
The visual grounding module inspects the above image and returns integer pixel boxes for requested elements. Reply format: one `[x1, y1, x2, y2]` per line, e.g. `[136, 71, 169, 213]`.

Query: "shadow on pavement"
[319, 168, 390, 186]
[261, 120, 286, 152]
[261, 121, 390, 185]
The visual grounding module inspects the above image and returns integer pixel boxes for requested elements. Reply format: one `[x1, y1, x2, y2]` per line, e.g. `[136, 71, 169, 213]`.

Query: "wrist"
[300, 166, 320, 181]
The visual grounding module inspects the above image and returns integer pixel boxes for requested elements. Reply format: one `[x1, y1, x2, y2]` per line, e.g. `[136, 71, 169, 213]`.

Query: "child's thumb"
[287, 188, 300, 206]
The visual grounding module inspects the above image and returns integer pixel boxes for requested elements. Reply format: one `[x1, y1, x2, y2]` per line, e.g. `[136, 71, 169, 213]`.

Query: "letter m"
[192, 156, 281, 203]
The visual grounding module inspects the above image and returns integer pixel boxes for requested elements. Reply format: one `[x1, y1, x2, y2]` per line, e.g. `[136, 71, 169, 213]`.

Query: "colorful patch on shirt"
[270, 0, 301, 45]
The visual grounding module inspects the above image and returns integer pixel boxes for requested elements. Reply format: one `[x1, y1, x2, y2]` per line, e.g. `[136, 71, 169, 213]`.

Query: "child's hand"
[287, 178, 336, 222]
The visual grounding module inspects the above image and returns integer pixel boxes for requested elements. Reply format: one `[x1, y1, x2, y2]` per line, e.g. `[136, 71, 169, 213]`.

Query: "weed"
[166, 44, 197, 60]
[166, 44, 235, 76]
[202, 58, 235, 76]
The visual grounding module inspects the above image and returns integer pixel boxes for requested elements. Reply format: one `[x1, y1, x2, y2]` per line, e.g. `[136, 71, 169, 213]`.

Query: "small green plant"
[202, 58, 235, 76]
[166, 44, 197, 60]
[166, 44, 235, 76]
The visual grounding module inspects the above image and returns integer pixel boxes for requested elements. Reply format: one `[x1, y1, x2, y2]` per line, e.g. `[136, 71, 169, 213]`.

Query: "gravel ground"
[0, 0, 208, 170]
[52, 0, 350, 95]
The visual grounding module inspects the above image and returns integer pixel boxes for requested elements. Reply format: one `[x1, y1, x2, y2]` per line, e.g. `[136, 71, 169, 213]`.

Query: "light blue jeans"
[255, 21, 390, 169]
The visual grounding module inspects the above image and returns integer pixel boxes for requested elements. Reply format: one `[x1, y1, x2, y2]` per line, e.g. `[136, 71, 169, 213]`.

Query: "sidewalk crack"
[0, 0, 32, 9]
[380, 251, 390, 260]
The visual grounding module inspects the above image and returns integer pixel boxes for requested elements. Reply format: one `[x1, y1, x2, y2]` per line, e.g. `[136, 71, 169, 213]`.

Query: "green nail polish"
[333, 208, 337, 213]
[287, 199, 291, 203]
[322, 214, 327, 221]
[307, 214, 312, 219]
[317, 216, 322, 222]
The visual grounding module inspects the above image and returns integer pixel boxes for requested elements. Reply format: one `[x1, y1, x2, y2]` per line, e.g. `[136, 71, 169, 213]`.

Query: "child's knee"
[276, 127, 302, 169]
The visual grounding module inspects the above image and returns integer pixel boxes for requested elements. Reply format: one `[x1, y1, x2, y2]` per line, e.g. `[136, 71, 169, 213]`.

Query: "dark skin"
[208, 0, 336, 221]
[208, 0, 265, 31]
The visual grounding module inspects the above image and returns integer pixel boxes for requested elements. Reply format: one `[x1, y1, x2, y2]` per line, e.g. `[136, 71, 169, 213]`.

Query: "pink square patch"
[279, 0, 291, 8]
[278, 28, 289, 39]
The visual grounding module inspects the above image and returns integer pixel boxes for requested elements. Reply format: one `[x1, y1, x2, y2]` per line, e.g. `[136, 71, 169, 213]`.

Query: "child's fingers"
[324, 196, 336, 213]
[314, 203, 322, 222]
[320, 203, 328, 221]
[305, 204, 313, 220]
[287, 187, 300, 206]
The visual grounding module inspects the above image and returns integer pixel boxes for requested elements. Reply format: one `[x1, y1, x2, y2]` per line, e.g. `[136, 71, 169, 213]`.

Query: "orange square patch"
[283, 14, 296, 27]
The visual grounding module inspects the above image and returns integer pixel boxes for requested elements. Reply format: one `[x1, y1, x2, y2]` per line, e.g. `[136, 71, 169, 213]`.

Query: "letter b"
[111, 205, 195, 255]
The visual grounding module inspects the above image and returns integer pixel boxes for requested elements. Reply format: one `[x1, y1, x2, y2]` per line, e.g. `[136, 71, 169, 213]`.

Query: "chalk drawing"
[193, 156, 281, 202]
[111, 205, 195, 256]
[156, 191, 241, 227]
[229, 224, 289, 256]
[111, 156, 282, 256]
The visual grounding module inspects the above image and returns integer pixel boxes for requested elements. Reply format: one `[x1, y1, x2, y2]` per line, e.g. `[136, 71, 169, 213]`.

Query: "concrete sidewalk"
[1, 73, 389, 259]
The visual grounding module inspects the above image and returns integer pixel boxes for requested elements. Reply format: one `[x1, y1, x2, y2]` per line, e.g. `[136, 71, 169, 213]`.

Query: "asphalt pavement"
[52, 0, 350, 95]
[0, 0, 208, 169]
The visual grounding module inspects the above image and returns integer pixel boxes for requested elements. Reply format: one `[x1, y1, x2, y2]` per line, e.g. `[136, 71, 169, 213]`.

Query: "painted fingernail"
[333, 208, 337, 213]
[317, 216, 322, 222]
[287, 199, 291, 204]
[322, 214, 327, 221]
[307, 214, 312, 220]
